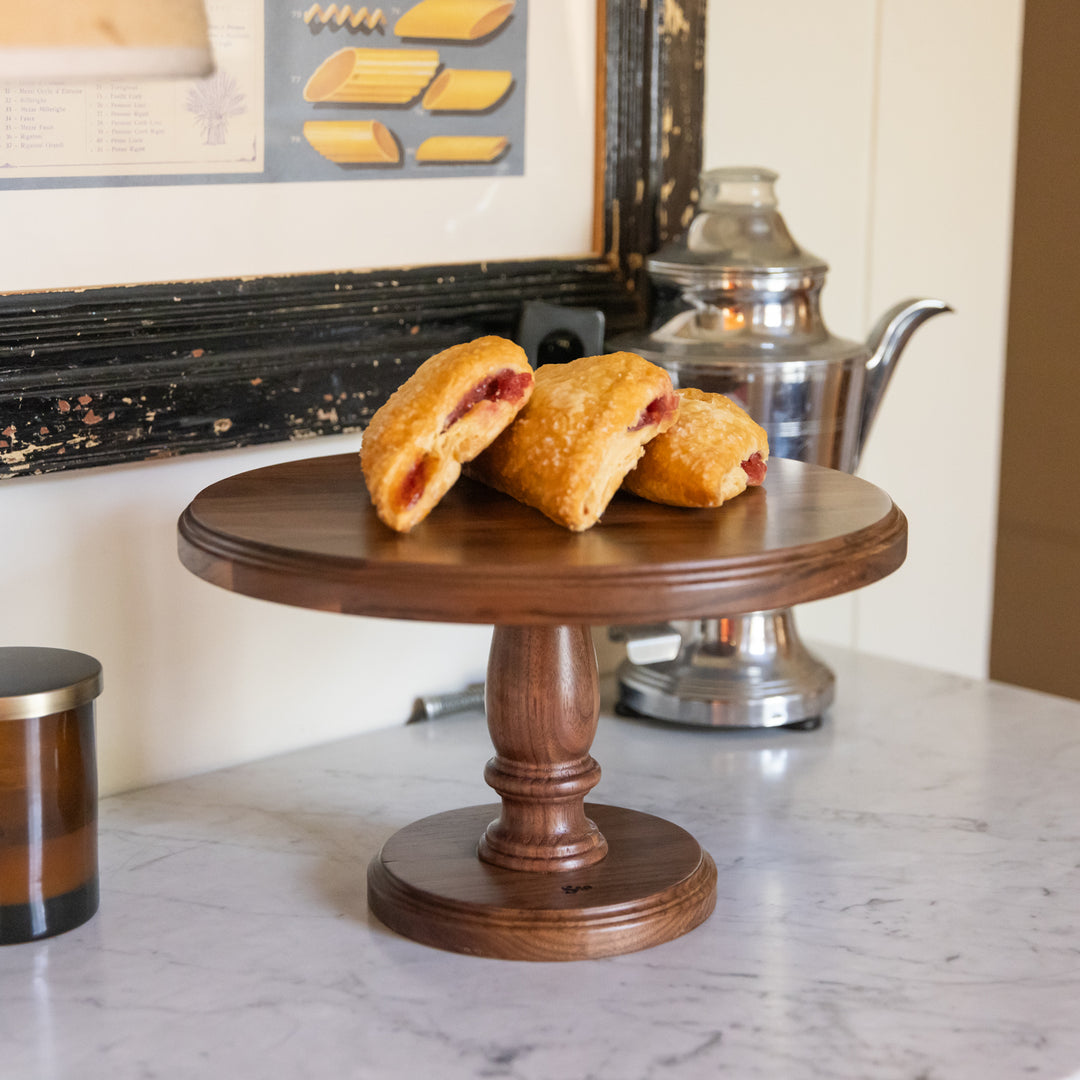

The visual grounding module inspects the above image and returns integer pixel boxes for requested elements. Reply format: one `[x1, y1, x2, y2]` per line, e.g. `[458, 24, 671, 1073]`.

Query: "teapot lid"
[648, 166, 828, 289]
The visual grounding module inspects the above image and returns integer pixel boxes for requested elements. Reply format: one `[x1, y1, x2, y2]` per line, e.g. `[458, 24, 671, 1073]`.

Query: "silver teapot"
[610, 166, 950, 728]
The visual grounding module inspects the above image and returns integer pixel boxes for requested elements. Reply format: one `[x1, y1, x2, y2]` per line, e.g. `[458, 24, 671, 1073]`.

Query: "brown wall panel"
[991, 0, 1080, 699]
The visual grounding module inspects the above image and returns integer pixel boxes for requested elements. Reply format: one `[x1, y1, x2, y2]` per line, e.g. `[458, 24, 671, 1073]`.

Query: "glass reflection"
[24, 717, 47, 938]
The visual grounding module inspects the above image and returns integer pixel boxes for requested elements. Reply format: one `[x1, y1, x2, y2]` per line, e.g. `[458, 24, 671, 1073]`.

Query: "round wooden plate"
[178, 454, 906, 624]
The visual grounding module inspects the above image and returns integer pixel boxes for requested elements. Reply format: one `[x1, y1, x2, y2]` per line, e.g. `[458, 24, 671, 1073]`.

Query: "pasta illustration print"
[395, 0, 515, 41]
[293, 0, 524, 177]
[303, 5, 386, 30]
[303, 47, 440, 103]
[416, 135, 508, 162]
[421, 69, 512, 111]
[303, 120, 400, 163]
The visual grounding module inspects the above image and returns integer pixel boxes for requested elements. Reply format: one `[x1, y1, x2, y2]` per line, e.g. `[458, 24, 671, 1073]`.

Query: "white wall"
[703, 0, 1023, 677]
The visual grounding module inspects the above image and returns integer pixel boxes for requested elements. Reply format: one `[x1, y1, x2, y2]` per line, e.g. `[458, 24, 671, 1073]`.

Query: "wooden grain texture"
[481, 626, 606, 872]
[177, 454, 908, 625]
[367, 803, 718, 961]
[0, 0, 707, 480]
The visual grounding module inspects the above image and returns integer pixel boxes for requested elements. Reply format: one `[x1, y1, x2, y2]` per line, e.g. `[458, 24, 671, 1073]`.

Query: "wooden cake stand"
[178, 453, 906, 961]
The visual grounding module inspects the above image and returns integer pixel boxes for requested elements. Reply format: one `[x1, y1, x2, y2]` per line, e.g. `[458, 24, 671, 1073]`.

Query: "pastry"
[468, 351, 679, 531]
[360, 335, 533, 532]
[622, 387, 768, 507]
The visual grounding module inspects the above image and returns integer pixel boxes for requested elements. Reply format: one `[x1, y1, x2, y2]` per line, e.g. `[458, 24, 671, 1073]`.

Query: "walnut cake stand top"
[177, 453, 907, 625]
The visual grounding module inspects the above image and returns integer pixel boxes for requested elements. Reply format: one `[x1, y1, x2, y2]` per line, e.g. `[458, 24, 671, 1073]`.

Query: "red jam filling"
[741, 452, 767, 486]
[441, 368, 533, 432]
[397, 455, 431, 510]
[627, 390, 679, 433]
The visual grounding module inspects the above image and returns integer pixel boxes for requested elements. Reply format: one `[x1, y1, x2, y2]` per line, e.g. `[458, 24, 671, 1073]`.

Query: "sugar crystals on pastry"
[360, 335, 534, 532]
[468, 351, 679, 531]
[622, 387, 768, 508]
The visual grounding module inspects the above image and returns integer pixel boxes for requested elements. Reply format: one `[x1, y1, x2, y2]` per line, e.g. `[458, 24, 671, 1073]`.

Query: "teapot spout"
[856, 298, 952, 467]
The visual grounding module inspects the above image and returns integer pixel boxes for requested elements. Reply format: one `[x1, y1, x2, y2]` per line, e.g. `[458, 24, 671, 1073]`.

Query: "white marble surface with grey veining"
[2, 645, 1080, 1080]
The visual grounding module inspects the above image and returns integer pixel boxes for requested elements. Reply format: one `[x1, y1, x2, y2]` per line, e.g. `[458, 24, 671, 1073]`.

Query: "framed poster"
[0, 0, 595, 288]
[0, 0, 528, 186]
[0, 0, 706, 478]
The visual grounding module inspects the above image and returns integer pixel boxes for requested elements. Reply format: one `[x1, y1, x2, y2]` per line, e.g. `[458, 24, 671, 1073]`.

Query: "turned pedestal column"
[480, 625, 606, 872]
[366, 621, 717, 961]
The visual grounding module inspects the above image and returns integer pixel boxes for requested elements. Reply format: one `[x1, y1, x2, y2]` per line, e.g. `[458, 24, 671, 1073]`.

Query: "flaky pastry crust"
[467, 351, 679, 531]
[360, 335, 533, 532]
[622, 387, 769, 507]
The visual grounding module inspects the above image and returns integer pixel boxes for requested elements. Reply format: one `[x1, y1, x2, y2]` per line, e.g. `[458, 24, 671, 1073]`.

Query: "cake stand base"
[368, 803, 717, 961]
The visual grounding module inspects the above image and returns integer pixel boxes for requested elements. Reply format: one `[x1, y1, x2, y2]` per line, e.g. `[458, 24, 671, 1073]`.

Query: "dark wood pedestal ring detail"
[368, 803, 718, 961]
[177, 455, 908, 962]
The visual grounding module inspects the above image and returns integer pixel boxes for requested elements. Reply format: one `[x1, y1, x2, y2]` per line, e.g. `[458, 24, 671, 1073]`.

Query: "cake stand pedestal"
[178, 454, 906, 960]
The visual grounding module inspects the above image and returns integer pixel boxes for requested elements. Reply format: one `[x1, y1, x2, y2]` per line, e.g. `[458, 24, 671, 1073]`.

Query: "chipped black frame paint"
[0, 0, 706, 479]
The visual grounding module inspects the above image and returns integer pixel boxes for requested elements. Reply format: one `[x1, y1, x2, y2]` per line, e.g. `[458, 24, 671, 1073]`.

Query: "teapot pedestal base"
[616, 609, 834, 729]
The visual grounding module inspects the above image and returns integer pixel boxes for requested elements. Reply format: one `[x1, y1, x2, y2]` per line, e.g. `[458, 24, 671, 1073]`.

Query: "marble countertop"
[3, 645, 1080, 1080]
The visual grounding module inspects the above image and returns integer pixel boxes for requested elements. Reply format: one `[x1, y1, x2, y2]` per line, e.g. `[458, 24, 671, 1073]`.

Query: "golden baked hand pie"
[467, 351, 679, 531]
[360, 336, 533, 532]
[622, 387, 768, 507]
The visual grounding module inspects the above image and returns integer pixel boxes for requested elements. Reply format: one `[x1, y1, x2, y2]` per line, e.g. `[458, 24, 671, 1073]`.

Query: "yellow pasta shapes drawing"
[303, 120, 400, 163]
[421, 69, 512, 111]
[303, 5, 386, 30]
[415, 135, 508, 163]
[303, 48, 439, 103]
[395, 0, 515, 41]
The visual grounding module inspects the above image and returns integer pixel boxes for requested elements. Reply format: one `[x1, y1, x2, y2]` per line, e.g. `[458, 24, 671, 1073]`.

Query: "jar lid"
[646, 166, 829, 289]
[0, 647, 103, 721]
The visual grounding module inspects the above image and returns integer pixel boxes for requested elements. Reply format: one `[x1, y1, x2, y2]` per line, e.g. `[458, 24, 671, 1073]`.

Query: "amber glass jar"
[0, 647, 102, 944]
